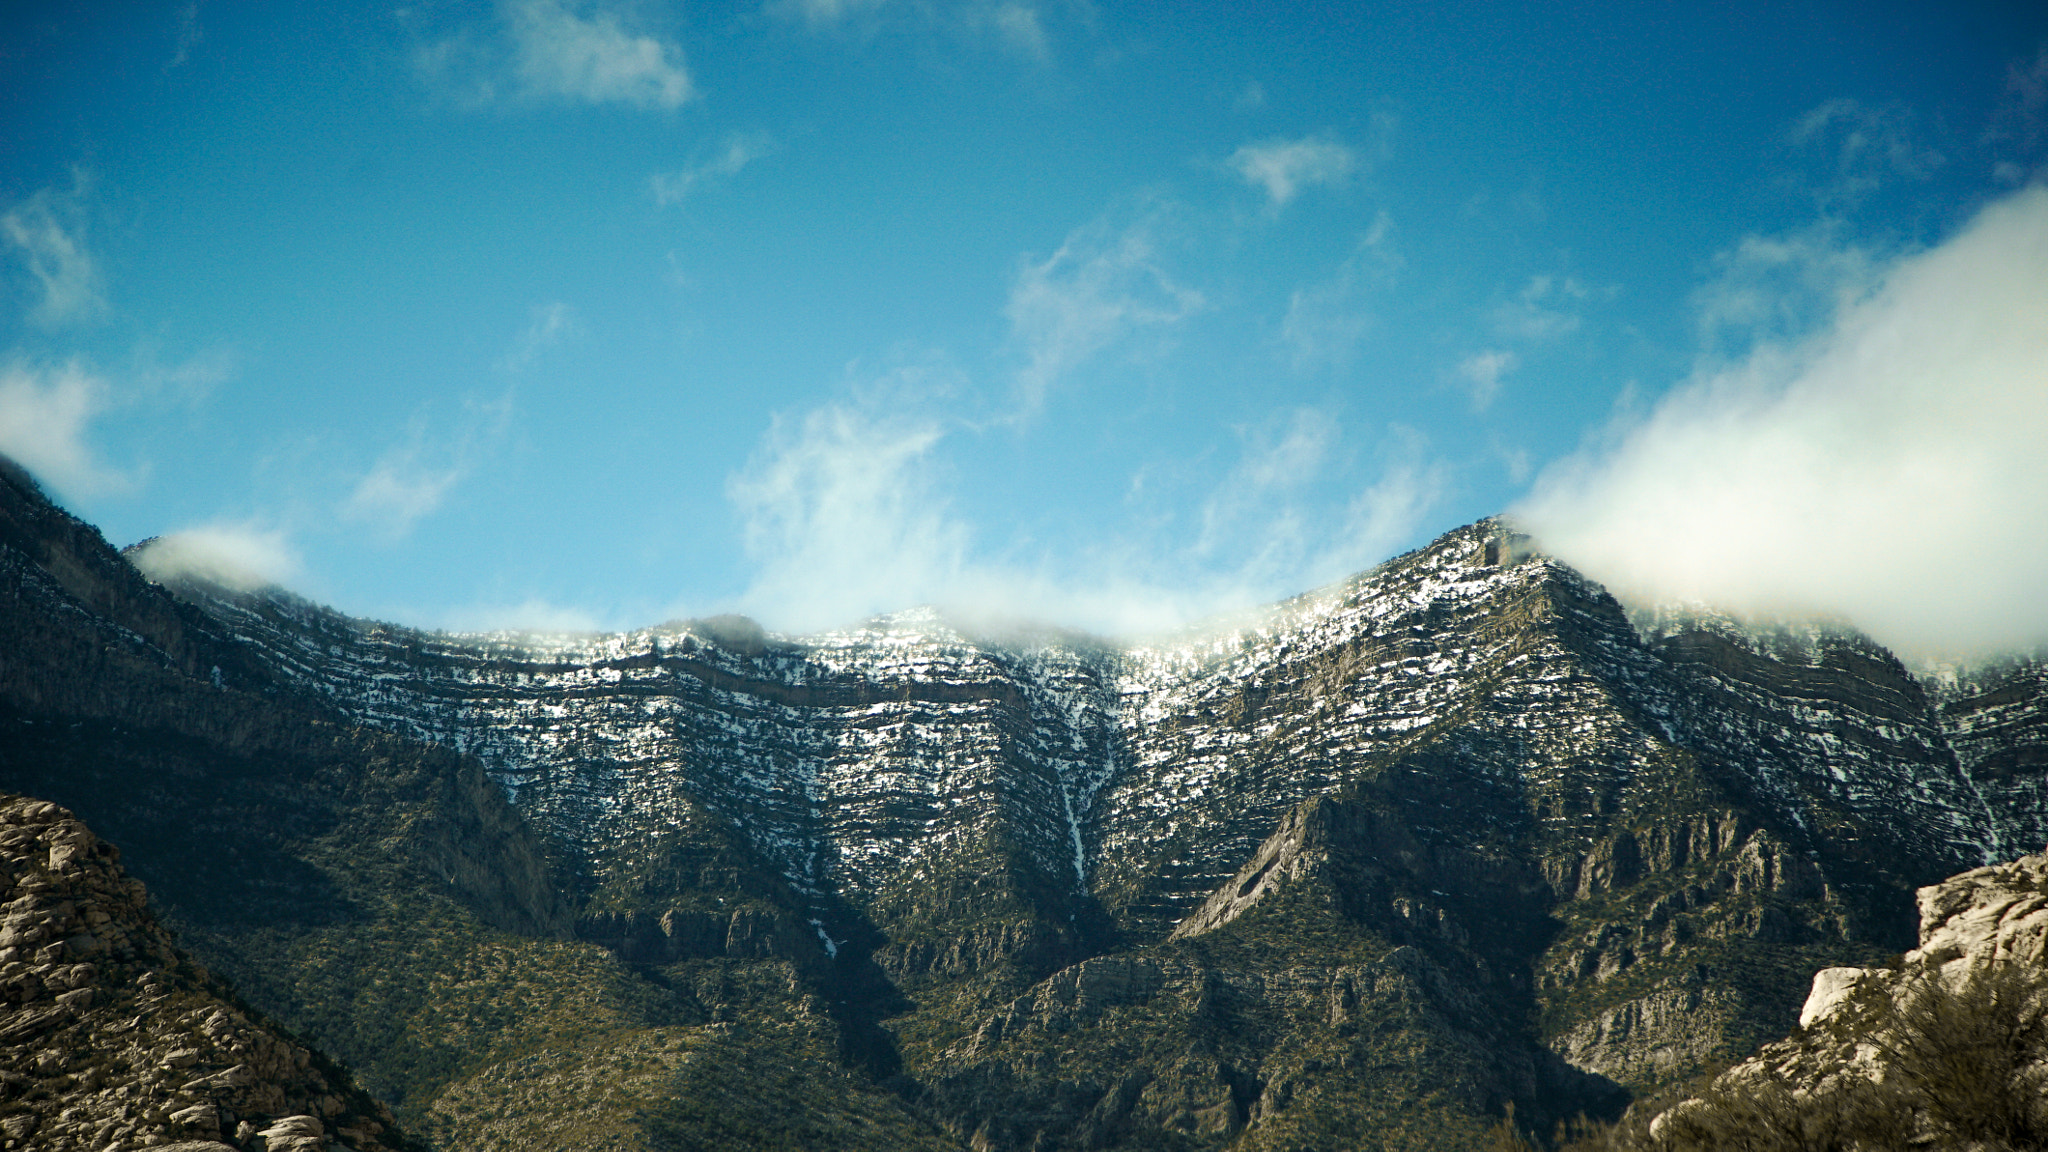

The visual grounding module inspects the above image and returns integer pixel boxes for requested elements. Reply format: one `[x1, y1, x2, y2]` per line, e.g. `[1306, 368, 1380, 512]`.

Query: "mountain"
[1, 453, 2042, 1150]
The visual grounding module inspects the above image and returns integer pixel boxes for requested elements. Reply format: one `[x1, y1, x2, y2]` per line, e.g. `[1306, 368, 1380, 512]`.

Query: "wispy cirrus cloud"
[1988, 45, 2048, 185]
[1517, 185, 2048, 660]
[768, 0, 1062, 61]
[1454, 349, 1517, 413]
[1691, 222, 1878, 359]
[1230, 133, 1358, 210]
[651, 133, 773, 206]
[343, 442, 465, 540]
[415, 0, 694, 110]
[1006, 211, 1205, 412]
[1444, 273, 1592, 411]
[767, 0, 893, 30]
[963, 1, 1050, 61]
[1491, 273, 1588, 342]
[1187, 412, 1443, 600]
[499, 301, 581, 372]
[167, 2, 203, 69]
[342, 392, 512, 541]
[2, 179, 105, 328]
[727, 368, 1444, 637]
[1279, 212, 1400, 371]
[1787, 98, 1944, 208]
[728, 369, 968, 631]
[437, 596, 608, 634]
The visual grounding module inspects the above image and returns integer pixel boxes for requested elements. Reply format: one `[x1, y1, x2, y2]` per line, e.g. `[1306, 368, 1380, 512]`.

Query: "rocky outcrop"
[576, 904, 824, 966]
[1779, 851, 2048, 1044]
[1629, 851, 2048, 1149]
[1168, 800, 1368, 940]
[1551, 986, 1744, 1086]
[0, 793, 416, 1152]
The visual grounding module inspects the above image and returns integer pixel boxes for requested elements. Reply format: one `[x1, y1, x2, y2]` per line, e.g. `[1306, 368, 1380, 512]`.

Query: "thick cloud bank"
[1518, 187, 2048, 659]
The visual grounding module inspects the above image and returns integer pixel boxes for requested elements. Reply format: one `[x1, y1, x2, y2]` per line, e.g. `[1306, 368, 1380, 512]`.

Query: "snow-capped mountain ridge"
[154, 519, 2037, 954]
[11, 454, 2048, 1147]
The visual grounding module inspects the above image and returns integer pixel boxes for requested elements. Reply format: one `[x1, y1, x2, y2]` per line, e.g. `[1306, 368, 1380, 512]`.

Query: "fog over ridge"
[1516, 185, 2048, 661]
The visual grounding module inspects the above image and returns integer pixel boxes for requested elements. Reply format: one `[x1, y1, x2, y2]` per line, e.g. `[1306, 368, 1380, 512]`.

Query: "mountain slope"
[0, 791, 418, 1152]
[1, 454, 2039, 1150]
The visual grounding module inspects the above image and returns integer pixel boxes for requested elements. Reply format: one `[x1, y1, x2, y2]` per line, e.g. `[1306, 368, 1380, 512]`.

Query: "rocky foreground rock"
[1611, 851, 2048, 1149]
[0, 793, 415, 1152]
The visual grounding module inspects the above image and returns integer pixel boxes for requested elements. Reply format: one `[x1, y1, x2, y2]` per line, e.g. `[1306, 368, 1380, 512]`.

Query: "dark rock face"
[0, 793, 419, 1152]
[1930, 655, 2048, 851]
[0, 455, 2042, 1151]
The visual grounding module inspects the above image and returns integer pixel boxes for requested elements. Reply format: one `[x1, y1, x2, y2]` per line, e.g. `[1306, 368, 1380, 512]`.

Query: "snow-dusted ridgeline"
[164, 519, 2013, 941]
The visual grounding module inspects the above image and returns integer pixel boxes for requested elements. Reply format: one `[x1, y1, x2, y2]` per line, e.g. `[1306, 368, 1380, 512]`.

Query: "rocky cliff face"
[1928, 654, 2048, 855]
[0, 793, 417, 1152]
[2, 453, 2042, 1152]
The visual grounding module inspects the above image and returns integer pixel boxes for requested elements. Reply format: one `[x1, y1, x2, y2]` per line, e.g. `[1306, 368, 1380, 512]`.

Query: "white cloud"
[342, 395, 510, 540]
[1516, 185, 2048, 660]
[1494, 439, 1532, 484]
[651, 133, 773, 206]
[1229, 134, 1357, 209]
[767, 0, 892, 30]
[728, 395, 967, 633]
[1190, 414, 1442, 607]
[1455, 349, 1517, 412]
[1988, 45, 2048, 185]
[438, 597, 607, 633]
[0, 359, 130, 499]
[508, 0, 692, 107]
[168, 2, 202, 68]
[417, 0, 693, 110]
[2, 183, 104, 327]
[1691, 223, 1878, 358]
[1195, 411, 1335, 582]
[967, 1, 1049, 61]
[1320, 433, 1444, 579]
[129, 342, 237, 404]
[344, 451, 462, 538]
[768, 0, 1056, 60]
[1195, 409, 1333, 558]
[727, 380, 1444, 637]
[130, 523, 300, 592]
[1006, 213, 1205, 412]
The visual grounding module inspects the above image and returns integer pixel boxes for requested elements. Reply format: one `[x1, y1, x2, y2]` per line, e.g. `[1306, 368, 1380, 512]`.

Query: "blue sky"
[3, 1, 2046, 645]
